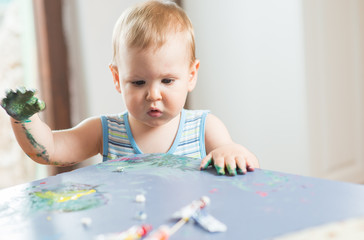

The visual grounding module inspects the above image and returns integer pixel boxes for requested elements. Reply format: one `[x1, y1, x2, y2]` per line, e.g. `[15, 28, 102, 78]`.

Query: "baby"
[1, 0, 259, 175]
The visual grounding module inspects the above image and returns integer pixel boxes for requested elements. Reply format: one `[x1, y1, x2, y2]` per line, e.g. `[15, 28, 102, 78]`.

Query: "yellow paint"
[34, 189, 96, 203]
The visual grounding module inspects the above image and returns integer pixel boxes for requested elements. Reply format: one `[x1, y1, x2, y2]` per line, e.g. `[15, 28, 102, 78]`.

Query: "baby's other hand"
[1, 87, 45, 121]
[200, 143, 259, 176]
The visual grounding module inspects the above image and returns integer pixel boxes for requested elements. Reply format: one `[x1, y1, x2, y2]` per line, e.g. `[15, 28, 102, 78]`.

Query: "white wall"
[184, 0, 310, 175]
[303, 0, 364, 182]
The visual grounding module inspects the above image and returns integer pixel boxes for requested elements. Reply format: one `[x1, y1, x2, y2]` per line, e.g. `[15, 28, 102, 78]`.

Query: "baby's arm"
[200, 114, 259, 175]
[2, 88, 102, 166]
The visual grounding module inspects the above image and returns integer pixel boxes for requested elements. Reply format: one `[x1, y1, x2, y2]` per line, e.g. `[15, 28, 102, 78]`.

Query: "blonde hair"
[111, 0, 195, 67]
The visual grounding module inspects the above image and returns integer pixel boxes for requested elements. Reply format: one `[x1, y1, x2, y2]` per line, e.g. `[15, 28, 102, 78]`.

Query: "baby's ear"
[188, 59, 200, 92]
[109, 64, 121, 93]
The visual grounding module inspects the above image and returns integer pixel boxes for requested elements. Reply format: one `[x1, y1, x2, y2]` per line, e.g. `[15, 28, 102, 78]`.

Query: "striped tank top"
[100, 109, 210, 162]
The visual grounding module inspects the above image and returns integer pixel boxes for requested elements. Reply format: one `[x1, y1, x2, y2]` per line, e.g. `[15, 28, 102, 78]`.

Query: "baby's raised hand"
[200, 143, 259, 176]
[1, 87, 45, 121]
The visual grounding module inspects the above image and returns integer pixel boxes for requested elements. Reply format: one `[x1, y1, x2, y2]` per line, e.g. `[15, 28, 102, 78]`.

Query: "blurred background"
[0, 0, 363, 188]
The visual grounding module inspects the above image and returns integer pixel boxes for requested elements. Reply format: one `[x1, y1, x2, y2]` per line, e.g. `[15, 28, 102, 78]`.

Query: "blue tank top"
[100, 109, 209, 162]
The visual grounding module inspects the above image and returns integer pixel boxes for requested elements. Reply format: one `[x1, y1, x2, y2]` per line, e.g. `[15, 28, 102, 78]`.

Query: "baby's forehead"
[114, 30, 194, 69]
[123, 44, 190, 64]
[120, 33, 190, 58]
[117, 41, 192, 78]
[126, 30, 190, 51]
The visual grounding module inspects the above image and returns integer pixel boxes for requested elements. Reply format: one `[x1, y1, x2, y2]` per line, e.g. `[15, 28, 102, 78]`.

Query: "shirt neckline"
[124, 109, 186, 154]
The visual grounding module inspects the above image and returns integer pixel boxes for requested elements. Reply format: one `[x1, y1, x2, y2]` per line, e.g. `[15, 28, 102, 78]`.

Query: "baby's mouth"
[148, 109, 162, 117]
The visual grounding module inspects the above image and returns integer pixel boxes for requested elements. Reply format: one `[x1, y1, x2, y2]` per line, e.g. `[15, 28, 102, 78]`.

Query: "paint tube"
[172, 196, 210, 219]
[144, 225, 170, 240]
[94, 224, 152, 240]
[192, 210, 227, 233]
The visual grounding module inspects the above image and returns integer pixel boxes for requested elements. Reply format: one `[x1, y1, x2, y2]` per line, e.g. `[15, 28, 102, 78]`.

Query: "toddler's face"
[112, 32, 199, 128]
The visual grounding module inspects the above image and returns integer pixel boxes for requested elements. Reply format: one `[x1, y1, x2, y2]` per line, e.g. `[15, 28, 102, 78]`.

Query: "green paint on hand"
[227, 165, 237, 176]
[214, 165, 225, 175]
[202, 158, 212, 170]
[237, 167, 246, 174]
[1, 87, 45, 121]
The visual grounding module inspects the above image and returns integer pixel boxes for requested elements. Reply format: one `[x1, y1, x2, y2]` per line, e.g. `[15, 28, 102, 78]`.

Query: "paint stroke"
[256, 191, 269, 197]
[100, 154, 200, 179]
[228, 178, 251, 191]
[22, 123, 49, 163]
[262, 170, 289, 186]
[29, 183, 107, 212]
[209, 188, 218, 194]
[33, 189, 96, 203]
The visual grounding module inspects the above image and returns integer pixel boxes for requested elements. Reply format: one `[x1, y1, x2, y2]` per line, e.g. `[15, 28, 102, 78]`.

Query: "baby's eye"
[132, 80, 145, 86]
[161, 78, 174, 84]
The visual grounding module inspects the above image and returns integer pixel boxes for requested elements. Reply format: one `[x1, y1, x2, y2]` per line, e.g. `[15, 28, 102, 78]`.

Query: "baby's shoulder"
[100, 112, 128, 125]
[183, 109, 210, 119]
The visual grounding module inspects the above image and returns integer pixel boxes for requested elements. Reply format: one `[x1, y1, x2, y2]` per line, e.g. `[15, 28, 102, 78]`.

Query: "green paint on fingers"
[202, 157, 212, 170]
[227, 165, 237, 176]
[214, 165, 225, 175]
[237, 168, 246, 174]
[1, 87, 45, 121]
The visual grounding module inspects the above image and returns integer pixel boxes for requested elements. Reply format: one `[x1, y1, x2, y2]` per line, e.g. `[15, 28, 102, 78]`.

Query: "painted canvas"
[1, 153, 364, 240]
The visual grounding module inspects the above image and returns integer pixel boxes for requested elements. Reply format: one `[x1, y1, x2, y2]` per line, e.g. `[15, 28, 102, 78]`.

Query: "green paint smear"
[262, 170, 290, 186]
[1, 87, 45, 121]
[22, 124, 49, 163]
[29, 183, 107, 212]
[237, 168, 246, 174]
[100, 154, 200, 179]
[214, 165, 225, 175]
[226, 165, 237, 176]
[228, 178, 251, 191]
[202, 158, 212, 169]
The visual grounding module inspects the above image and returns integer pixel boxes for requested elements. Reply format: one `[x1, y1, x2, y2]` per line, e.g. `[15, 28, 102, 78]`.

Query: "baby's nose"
[146, 85, 162, 101]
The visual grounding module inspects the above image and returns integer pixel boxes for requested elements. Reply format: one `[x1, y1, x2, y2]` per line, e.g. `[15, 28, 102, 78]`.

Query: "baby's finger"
[17, 87, 30, 97]
[213, 156, 225, 175]
[226, 157, 237, 176]
[36, 99, 46, 111]
[30, 98, 45, 112]
[200, 153, 212, 170]
[5, 89, 16, 99]
[246, 155, 258, 171]
[20, 91, 35, 103]
[236, 156, 247, 174]
[0, 98, 6, 109]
